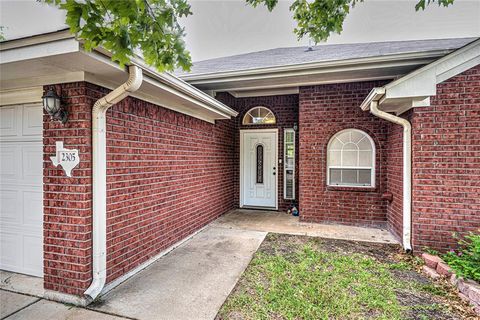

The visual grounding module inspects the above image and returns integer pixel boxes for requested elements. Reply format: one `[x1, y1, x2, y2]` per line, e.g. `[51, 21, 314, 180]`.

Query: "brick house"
[0, 31, 478, 305]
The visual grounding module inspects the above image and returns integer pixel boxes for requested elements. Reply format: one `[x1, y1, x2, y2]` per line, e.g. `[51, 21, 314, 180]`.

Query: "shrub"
[443, 232, 480, 282]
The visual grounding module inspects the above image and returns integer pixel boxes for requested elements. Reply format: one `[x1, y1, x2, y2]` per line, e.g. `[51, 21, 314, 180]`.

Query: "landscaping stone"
[436, 261, 452, 277]
[464, 280, 480, 304]
[457, 278, 467, 292]
[458, 292, 471, 304]
[454, 277, 480, 315]
[421, 253, 443, 269]
[450, 274, 459, 286]
[422, 265, 441, 279]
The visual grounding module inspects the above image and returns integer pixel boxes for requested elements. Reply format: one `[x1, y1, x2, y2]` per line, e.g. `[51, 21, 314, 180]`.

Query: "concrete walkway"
[213, 209, 398, 244]
[1, 226, 265, 320]
[1, 209, 397, 320]
[90, 226, 266, 320]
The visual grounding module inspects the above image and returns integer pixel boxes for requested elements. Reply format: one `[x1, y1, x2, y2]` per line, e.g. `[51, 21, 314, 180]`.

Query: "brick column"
[43, 82, 93, 296]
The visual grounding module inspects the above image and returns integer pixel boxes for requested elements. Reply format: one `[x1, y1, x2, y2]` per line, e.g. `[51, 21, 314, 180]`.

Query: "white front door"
[240, 130, 277, 209]
[0, 104, 43, 277]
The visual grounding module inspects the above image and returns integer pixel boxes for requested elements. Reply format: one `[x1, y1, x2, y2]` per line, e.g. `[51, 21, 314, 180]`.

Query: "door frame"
[239, 128, 278, 210]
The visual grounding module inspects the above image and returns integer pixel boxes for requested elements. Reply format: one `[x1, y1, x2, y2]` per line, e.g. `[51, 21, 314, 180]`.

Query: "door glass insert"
[256, 144, 264, 184]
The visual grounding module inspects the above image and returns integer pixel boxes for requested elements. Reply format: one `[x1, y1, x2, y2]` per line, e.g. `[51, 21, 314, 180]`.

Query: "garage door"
[0, 104, 43, 277]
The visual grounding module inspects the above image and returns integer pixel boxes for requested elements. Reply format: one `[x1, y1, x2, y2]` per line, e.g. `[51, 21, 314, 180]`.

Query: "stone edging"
[421, 253, 480, 315]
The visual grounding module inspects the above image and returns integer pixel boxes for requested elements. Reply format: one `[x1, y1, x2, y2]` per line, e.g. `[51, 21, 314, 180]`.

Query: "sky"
[1, 0, 479, 62]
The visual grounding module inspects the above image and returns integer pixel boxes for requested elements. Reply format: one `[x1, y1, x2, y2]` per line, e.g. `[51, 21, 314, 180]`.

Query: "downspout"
[84, 65, 143, 301]
[369, 100, 413, 252]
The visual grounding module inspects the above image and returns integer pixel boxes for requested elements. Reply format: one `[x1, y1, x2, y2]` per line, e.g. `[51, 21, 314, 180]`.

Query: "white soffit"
[384, 39, 480, 100]
[228, 87, 299, 98]
[0, 31, 237, 122]
[361, 39, 480, 114]
[181, 52, 454, 92]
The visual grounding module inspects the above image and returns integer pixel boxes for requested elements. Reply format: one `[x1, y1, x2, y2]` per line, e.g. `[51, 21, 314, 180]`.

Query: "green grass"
[218, 238, 457, 320]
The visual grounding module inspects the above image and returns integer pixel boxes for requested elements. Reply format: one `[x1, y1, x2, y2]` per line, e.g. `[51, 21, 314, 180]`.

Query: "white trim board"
[361, 39, 480, 114]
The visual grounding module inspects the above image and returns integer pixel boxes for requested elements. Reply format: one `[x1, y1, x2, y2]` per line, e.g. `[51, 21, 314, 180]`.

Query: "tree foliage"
[248, 0, 456, 44]
[42, 0, 192, 71]
[42, 0, 456, 72]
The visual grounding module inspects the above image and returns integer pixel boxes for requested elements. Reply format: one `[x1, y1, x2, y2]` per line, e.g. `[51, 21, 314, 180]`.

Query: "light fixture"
[42, 89, 68, 124]
[293, 122, 298, 131]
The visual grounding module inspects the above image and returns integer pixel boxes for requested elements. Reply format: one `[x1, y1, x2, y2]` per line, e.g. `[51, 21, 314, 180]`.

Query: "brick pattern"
[298, 81, 390, 226]
[411, 65, 480, 252]
[43, 82, 236, 295]
[43, 82, 94, 296]
[385, 115, 410, 242]
[105, 94, 235, 282]
[217, 93, 299, 211]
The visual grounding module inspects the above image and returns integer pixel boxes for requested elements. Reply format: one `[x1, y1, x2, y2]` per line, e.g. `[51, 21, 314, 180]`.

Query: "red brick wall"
[43, 82, 236, 296]
[385, 115, 410, 242]
[216, 93, 299, 211]
[43, 82, 94, 296]
[411, 65, 480, 252]
[105, 93, 235, 282]
[298, 81, 390, 226]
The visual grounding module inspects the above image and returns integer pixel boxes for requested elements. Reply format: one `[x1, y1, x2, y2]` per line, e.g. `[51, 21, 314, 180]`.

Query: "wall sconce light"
[293, 122, 298, 131]
[42, 89, 68, 124]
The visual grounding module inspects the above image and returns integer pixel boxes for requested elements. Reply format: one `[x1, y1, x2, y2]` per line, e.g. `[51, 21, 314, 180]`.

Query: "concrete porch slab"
[0, 290, 40, 319]
[90, 226, 267, 320]
[212, 209, 398, 244]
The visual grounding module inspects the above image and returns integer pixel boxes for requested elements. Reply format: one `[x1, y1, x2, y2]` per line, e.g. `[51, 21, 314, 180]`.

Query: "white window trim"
[283, 128, 295, 200]
[326, 129, 376, 188]
[242, 106, 276, 125]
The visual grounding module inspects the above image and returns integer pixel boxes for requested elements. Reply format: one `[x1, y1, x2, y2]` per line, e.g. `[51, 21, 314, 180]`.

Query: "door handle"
[273, 166, 276, 175]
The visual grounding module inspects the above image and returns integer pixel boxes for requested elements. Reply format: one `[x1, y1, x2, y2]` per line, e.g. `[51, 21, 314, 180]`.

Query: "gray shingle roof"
[178, 37, 477, 77]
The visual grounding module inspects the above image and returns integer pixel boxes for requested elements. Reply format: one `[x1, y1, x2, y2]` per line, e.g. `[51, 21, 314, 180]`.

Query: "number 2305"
[61, 152, 76, 162]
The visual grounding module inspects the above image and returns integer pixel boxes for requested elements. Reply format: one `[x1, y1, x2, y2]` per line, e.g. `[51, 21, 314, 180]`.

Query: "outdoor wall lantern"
[293, 122, 298, 131]
[42, 89, 68, 124]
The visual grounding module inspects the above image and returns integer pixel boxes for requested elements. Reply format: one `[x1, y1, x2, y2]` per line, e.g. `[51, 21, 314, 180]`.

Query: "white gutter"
[365, 92, 412, 251]
[179, 50, 455, 82]
[84, 65, 143, 301]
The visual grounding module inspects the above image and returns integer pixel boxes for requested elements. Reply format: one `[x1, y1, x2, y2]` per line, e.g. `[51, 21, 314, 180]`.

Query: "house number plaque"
[50, 141, 80, 177]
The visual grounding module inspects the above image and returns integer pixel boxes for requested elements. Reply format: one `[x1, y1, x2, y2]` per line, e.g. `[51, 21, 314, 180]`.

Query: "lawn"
[216, 234, 477, 320]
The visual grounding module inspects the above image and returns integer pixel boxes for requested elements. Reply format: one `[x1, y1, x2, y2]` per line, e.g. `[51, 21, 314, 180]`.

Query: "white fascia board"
[384, 69, 437, 100]
[141, 74, 232, 121]
[181, 50, 452, 83]
[130, 57, 237, 118]
[185, 58, 436, 89]
[0, 37, 80, 64]
[364, 39, 480, 114]
[0, 29, 73, 51]
[384, 39, 480, 99]
[360, 87, 385, 111]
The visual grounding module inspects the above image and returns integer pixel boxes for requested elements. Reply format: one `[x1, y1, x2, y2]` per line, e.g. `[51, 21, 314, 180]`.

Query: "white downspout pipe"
[84, 65, 143, 301]
[370, 101, 413, 252]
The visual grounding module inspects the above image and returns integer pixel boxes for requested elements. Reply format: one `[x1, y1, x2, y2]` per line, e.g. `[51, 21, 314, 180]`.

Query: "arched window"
[327, 129, 375, 187]
[242, 106, 276, 125]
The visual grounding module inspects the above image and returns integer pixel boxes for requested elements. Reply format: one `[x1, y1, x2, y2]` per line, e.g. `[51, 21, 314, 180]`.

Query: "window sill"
[326, 185, 377, 192]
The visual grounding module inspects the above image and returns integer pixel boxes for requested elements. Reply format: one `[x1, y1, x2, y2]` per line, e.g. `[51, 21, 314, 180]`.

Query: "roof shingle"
[178, 37, 477, 77]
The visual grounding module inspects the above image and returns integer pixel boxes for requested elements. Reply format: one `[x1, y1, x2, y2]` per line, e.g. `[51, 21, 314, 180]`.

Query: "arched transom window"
[242, 106, 276, 125]
[327, 129, 375, 187]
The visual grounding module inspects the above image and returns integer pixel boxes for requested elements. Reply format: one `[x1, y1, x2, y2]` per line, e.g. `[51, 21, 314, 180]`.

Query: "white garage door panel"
[22, 105, 43, 136]
[0, 104, 43, 277]
[0, 106, 17, 136]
